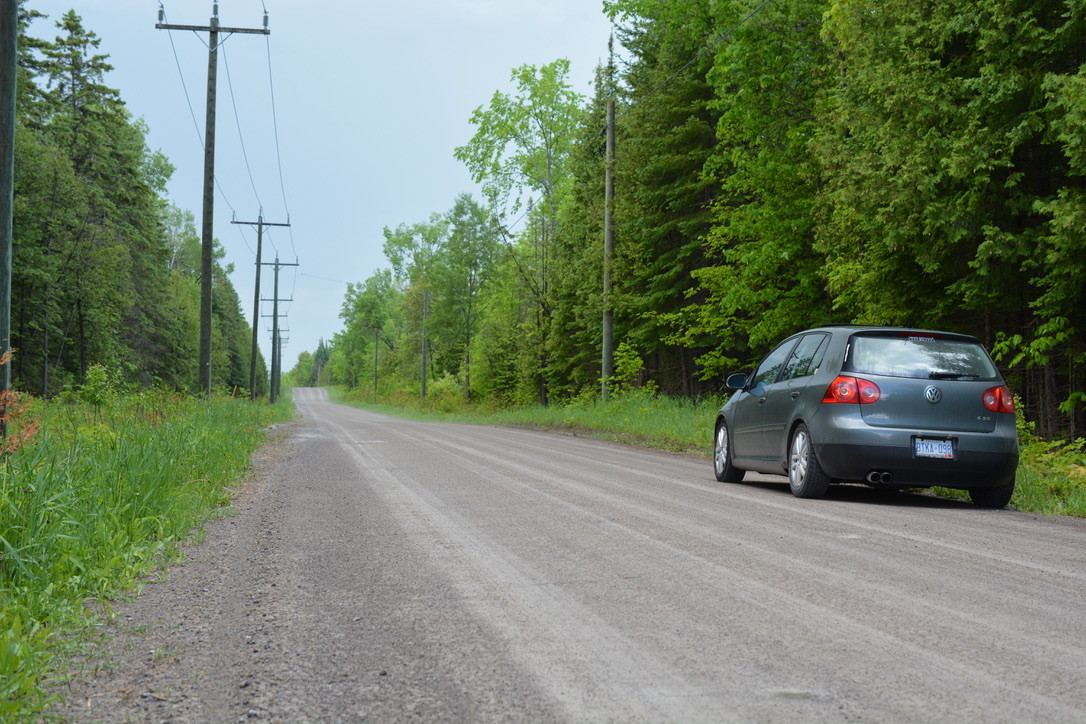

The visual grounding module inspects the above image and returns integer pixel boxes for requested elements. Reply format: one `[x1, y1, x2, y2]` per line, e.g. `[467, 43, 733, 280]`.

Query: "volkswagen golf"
[713, 326, 1019, 507]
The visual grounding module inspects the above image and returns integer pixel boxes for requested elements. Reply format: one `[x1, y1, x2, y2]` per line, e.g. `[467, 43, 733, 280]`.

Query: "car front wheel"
[788, 423, 830, 499]
[714, 420, 745, 483]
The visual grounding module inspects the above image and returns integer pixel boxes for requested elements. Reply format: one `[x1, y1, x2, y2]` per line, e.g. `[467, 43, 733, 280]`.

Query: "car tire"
[788, 423, 831, 499]
[714, 420, 745, 483]
[968, 481, 1015, 509]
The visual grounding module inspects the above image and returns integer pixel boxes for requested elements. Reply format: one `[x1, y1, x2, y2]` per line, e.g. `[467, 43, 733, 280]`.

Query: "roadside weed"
[0, 392, 291, 718]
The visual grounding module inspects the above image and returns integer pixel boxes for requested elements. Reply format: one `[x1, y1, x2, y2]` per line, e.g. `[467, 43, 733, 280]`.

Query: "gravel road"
[56, 387, 1086, 722]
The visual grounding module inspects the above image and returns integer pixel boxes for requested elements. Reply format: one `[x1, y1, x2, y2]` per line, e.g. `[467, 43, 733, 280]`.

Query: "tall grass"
[333, 386, 1086, 517]
[333, 386, 721, 453]
[0, 389, 291, 718]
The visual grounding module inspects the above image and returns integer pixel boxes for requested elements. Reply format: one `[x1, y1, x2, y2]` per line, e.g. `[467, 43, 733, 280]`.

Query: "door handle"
[790, 391, 801, 400]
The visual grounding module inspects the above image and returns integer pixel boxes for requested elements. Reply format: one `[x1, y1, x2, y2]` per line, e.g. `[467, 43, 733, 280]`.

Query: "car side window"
[781, 334, 830, 381]
[751, 340, 797, 388]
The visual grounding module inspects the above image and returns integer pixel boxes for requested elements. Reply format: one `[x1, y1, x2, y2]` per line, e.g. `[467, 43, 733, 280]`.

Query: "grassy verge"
[1, 388, 292, 719]
[331, 386, 1086, 517]
[329, 386, 719, 454]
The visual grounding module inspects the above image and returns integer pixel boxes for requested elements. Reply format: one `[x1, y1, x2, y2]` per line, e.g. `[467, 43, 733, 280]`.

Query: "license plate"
[915, 437, 955, 459]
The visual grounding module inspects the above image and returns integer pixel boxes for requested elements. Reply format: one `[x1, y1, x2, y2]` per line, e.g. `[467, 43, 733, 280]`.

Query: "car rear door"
[755, 333, 831, 462]
[730, 337, 800, 461]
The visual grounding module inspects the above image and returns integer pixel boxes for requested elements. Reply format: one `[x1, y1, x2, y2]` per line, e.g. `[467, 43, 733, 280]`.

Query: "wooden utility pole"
[0, 0, 15, 438]
[601, 98, 615, 400]
[372, 326, 380, 399]
[261, 256, 297, 403]
[272, 258, 280, 401]
[232, 213, 289, 400]
[156, 3, 269, 396]
[421, 289, 429, 400]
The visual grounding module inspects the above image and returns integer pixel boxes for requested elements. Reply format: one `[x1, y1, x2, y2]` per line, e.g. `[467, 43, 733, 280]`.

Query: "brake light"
[823, 376, 881, 404]
[983, 386, 1015, 414]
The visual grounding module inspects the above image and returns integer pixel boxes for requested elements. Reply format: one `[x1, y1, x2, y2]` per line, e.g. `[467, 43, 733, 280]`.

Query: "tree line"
[9, 7, 265, 396]
[299, 0, 1084, 439]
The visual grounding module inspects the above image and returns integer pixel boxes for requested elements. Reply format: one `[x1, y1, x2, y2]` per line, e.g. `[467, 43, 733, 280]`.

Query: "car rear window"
[844, 334, 999, 380]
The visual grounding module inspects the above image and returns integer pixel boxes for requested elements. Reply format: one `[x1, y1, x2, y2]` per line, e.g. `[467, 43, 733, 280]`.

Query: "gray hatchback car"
[713, 326, 1019, 507]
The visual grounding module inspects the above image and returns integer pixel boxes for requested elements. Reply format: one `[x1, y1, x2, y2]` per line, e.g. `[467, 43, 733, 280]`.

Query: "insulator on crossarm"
[158, 6, 164, 23]
[263, 12, 269, 29]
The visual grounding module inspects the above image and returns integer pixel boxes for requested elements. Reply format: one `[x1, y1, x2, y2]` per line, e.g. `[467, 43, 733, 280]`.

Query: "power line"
[160, 2, 277, 262]
[264, 225, 280, 256]
[157, 2, 271, 396]
[232, 215, 255, 256]
[222, 43, 262, 210]
[285, 265, 298, 321]
[162, 6, 203, 147]
[300, 272, 350, 285]
[160, 3, 244, 227]
[264, 31, 297, 261]
[488, 199, 535, 239]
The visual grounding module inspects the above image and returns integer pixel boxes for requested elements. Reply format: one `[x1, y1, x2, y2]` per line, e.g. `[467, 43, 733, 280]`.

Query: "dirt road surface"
[56, 387, 1086, 722]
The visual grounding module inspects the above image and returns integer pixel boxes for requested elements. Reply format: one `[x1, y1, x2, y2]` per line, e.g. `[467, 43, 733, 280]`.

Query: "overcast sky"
[24, 0, 615, 374]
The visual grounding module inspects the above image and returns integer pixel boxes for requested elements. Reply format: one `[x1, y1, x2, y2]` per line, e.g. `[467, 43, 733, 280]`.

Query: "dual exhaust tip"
[866, 470, 894, 485]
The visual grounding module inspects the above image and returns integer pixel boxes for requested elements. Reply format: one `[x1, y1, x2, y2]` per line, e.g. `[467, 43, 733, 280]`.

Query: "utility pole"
[0, 0, 15, 438]
[372, 326, 380, 400]
[421, 289, 429, 400]
[232, 212, 289, 400]
[260, 256, 296, 403]
[273, 328, 290, 399]
[157, 3, 269, 397]
[261, 321, 280, 402]
[601, 97, 615, 400]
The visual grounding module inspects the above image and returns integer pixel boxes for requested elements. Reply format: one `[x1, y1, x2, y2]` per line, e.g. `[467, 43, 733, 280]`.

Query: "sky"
[24, 0, 616, 374]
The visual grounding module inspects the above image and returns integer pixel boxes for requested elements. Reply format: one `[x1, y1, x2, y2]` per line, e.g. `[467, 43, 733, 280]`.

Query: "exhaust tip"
[866, 470, 893, 484]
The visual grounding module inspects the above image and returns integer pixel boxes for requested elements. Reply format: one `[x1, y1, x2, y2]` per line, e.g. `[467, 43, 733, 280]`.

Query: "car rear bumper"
[812, 415, 1019, 489]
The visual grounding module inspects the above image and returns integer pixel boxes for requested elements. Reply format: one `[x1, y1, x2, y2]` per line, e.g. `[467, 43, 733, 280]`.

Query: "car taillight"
[983, 386, 1015, 414]
[823, 376, 881, 404]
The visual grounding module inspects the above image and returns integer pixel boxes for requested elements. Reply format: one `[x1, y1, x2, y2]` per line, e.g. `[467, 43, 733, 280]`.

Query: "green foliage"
[1014, 436, 1086, 515]
[315, 194, 507, 404]
[607, 0, 722, 395]
[1010, 407, 1086, 515]
[323, 269, 399, 393]
[71, 364, 116, 420]
[465, 251, 537, 406]
[815, 0, 1086, 435]
[547, 65, 608, 397]
[676, 0, 832, 379]
[454, 59, 583, 220]
[309, 0, 1084, 439]
[0, 393, 291, 717]
[454, 60, 584, 404]
[607, 342, 657, 395]
[11, 9, 260, 398]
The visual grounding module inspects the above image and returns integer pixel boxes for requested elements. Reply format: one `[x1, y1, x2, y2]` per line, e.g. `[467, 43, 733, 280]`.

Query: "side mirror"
[726, 373, 748, 390]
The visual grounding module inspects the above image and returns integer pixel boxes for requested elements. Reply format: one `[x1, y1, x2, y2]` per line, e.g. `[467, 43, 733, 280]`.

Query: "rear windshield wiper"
[928, 371, 977, 380]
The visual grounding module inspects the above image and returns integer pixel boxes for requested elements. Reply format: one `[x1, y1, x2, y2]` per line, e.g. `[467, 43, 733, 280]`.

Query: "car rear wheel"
[714, 420, 745, 483]
[968, 481, 1015, 509]
[788, 423, 830, 499]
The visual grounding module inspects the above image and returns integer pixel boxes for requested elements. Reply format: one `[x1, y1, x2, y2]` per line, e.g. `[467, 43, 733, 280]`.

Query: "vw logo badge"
[925, 385, 943, 404]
